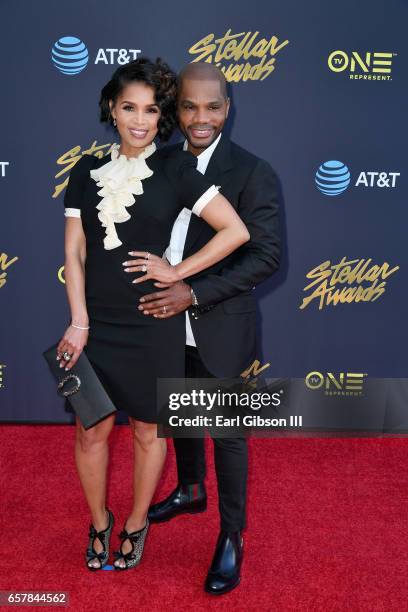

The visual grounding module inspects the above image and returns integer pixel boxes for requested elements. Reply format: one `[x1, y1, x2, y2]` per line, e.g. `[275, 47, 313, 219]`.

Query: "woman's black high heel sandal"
[86, 509, 114, 571]
[113, 520, 149, 570]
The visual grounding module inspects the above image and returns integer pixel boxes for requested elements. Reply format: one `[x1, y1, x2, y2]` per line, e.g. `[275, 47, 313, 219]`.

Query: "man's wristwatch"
[190, 287, 199, 307]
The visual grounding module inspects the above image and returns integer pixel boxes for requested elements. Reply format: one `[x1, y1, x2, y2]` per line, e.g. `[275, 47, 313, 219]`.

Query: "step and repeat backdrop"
[0, 0, 407, 424]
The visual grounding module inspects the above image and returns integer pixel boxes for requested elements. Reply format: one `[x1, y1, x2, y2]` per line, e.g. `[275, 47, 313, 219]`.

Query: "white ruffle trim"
[90, 142, 156, 250]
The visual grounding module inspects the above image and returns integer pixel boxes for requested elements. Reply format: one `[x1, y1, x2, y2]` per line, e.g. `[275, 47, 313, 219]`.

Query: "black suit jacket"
[166, 135, 280, 377]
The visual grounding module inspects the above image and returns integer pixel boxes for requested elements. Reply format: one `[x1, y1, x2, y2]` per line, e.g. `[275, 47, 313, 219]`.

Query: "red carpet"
[1, 427, 408, 611]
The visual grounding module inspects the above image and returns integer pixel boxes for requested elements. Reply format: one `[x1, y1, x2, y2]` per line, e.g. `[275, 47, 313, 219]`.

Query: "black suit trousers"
[173, 345, 248, 532]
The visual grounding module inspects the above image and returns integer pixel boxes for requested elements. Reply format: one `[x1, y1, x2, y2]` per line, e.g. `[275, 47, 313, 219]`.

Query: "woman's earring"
[113, 118, 117, 127]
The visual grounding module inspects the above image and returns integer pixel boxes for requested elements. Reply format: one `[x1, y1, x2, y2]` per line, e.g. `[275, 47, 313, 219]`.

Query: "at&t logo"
[52, 37, 89, 75]
[95, 48, 141, 64]
[315, 160, 400, 196]
[52, 35, 142, 75]
[315, 161, 350, 196]
[328, 50, 396, 81]
[0, 162, 9, 177]
[305, 371, 366, 396]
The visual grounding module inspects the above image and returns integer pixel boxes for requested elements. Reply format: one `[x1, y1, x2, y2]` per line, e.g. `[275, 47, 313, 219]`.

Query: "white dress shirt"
[165, 133, 222, 346]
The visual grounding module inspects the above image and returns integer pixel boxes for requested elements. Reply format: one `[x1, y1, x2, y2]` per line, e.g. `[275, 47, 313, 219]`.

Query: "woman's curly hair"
[99, 57, 177, 141]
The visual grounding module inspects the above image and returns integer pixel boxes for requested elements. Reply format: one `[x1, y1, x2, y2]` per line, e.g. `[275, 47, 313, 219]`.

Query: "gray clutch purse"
[43, 343, 117, 430]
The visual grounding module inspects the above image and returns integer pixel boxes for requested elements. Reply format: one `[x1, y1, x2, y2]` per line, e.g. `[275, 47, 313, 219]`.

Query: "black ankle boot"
[148, 483, 207, 523]
[204, 530, 243, 595]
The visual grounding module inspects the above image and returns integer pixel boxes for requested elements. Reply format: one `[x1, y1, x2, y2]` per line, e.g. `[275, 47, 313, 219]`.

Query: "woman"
[57, 57, 249, 571]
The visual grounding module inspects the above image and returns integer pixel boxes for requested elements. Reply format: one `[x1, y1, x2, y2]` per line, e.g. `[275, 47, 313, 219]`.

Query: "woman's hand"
[123, 251, 181, 285]
[56, 325, 89, 370]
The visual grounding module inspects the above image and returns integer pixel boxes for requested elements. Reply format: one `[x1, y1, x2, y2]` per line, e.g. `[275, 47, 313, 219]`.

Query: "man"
[126, 62, 280, 594]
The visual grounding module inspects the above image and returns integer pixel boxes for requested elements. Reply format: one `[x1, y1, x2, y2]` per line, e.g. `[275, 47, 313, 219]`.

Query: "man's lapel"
[182, 135, 234, 257]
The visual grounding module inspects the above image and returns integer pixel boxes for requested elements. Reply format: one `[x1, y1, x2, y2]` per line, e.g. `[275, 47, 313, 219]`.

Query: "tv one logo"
[51, 36, 141, 76]
[328, 50, 395, 80]
[305, 371, 366, 396]
[315, 161, 400, 196]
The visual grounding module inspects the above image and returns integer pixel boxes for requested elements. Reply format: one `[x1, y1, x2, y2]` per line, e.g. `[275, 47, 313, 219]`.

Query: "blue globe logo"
[315, 160, 351, 196]
[51, 36, 89, 75]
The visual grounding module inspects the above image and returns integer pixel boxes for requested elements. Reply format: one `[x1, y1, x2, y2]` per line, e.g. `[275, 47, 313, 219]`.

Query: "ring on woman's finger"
[145, 252, 150, 260]
[162, 305, 167, 314]
[141, 264, 147, 272]
[62, 351, 72, 361]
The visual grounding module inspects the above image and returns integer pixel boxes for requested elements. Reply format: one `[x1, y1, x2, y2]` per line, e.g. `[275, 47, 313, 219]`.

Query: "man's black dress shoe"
[204, 530, 243, 595]
[148, 483, 207, 523]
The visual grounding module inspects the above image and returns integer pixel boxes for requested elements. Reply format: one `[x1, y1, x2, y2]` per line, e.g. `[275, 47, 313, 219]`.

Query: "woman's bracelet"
[71, 323, 90, 330]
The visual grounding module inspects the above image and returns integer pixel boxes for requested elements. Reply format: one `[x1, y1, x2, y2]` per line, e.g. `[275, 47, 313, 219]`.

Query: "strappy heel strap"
[86, 509, 114, 571]
[113, 520, 149, 570]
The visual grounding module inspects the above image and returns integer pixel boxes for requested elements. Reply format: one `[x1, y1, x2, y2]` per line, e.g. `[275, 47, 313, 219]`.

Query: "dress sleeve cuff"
[192, 185, 219, 217]
[65, 208, 81, 218]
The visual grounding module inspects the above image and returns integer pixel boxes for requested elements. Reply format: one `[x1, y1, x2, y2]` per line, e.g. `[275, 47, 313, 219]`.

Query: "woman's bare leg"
[75, 413, 116, 567]
[114, 418, 166, 567]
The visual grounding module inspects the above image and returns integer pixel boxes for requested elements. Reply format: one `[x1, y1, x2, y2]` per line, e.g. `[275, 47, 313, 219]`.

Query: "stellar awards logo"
[0, 252, 18, 289]
[188, 29, 289, 82]
[299, 257, 399, 310]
